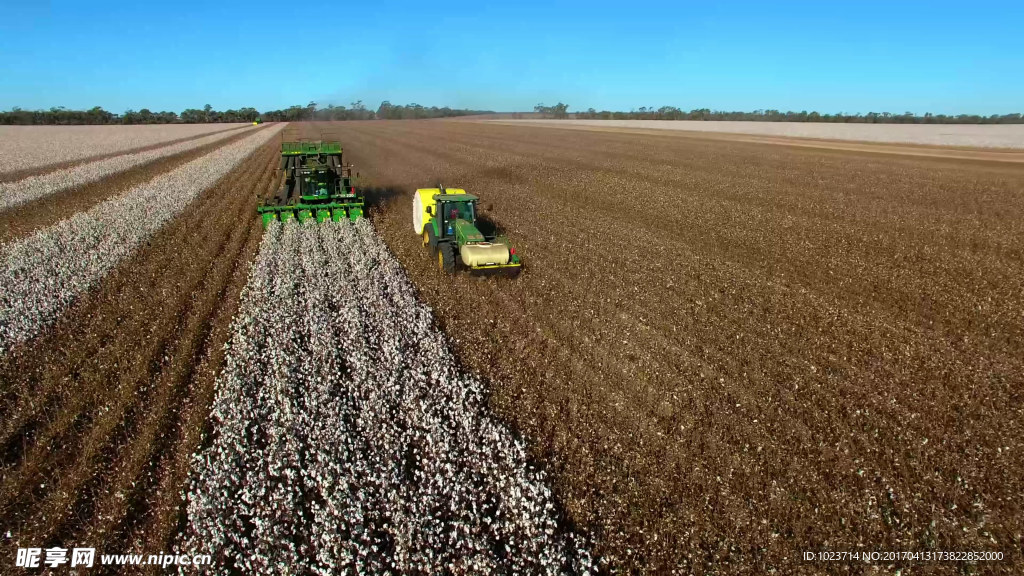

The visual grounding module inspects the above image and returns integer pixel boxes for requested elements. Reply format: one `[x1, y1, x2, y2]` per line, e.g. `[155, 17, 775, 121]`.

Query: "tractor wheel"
[437, 243, 456, 274]
[423, 227, 438, 254]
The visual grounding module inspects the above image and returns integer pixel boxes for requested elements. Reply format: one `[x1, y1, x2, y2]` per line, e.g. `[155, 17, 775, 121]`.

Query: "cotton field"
[0, 124, 283, 353]
[182, 219, 592, 574]
[501, 119, 1024, 148]
[1, 117, 1020, 575]
[0, 124, 256, 210]
[0, 123, 250, 175]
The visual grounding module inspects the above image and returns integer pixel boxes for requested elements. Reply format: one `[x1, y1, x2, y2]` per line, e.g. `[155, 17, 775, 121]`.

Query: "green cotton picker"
[257, 138, 364, 226]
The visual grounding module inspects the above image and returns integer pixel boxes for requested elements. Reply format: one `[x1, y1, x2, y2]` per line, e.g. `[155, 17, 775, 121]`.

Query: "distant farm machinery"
[257, 137, 364, 226]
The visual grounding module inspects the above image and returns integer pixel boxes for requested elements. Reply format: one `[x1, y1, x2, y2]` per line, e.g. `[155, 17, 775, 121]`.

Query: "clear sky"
[0, 0, 1021, 115]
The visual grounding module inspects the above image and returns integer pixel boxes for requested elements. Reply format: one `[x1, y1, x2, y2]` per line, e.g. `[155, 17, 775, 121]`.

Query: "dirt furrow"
[79, 142, 278, 555]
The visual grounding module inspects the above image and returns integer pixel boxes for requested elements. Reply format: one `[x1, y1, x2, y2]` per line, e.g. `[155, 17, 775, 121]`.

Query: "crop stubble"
[0, 131, 280, 568]
[305, 120, 1024, 573]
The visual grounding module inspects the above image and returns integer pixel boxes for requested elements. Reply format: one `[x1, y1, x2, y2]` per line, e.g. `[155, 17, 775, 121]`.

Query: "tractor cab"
[431, 194, 479, 238]
[297, 156, 345, 200]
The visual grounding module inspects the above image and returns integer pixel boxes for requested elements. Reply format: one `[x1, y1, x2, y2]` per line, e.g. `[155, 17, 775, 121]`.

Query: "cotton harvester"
[257, 139, 364, 226]
[413, 187, 522, 275]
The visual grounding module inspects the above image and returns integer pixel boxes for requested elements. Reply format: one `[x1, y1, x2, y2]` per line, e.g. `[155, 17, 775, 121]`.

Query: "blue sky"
[0, 0, 1021, 115]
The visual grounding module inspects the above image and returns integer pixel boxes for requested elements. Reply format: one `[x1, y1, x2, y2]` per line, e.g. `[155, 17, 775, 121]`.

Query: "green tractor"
[257, 139, 364, 227]
[413, 187, 522, 276]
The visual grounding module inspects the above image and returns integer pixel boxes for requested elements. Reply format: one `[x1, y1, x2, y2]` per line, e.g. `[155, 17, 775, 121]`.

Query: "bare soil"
[298, 120, 1024, 574]
[0, 135, 279, 571]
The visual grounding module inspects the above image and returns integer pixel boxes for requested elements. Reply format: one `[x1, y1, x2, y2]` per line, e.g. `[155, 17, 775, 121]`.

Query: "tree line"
[534, 103, 570, 119]
[0, 101, 493, 125]
[0, 104, 262, 125]
[550, 105, 1024, 124]
[259, 101, 374, 122]
[375, 101, 493, 120]
[258, 101, 493, 122]
[7, 101, 1018, 125]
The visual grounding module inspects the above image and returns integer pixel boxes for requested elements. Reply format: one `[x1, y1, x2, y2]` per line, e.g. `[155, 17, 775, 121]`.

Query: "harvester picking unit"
[257, 140, 364, 227]
[413, 187, 522, 275]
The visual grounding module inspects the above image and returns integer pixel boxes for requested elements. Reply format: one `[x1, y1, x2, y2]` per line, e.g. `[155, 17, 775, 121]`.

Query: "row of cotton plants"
[0, 125, 256, 210]
[0, 124, 284, 355]
[182, 219, 592, 575]
[0, 123, 249, 175]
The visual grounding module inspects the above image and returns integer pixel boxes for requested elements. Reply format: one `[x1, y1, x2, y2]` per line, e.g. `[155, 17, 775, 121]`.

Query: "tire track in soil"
[0, 133, 279, 559]
[0, 125, 265, 244]
[0, 124, 253, 184]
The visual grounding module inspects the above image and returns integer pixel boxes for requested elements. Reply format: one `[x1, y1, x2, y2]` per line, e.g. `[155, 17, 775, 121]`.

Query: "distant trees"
[122, 108, 178, 124]
[180, 106, 259, 123]
[570, 106, 1024, 124]
[0, 105, 262, 125]
[1, 106, 120, 125]
[259, 101, 376, 122]
[534, 103, 569, 119]
[3, 102, 1021, 125]
[374, 101, 493, 120]
[346, 101, 374, 120]
[256, 100, 493, 122]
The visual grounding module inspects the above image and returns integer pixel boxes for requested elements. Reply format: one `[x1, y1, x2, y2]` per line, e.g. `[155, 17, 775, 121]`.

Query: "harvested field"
[497, 119, 1024, 149]
[0, 125, 283, 569]
[0, 124, 250, 178]
[0, 121, 589, 575]
[298, 120, 1024, 573]
[183, 219, 591, 573]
